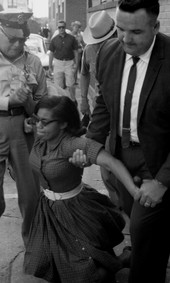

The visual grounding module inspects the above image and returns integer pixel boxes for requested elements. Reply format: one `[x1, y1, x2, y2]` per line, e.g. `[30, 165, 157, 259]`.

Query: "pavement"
[0, 81, 170, 282]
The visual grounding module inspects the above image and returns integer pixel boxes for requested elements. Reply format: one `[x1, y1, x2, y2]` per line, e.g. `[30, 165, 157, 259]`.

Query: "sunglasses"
[1, 27, 27, 44]
[28, 114, 59, 127]
[58, 26, 65, 29]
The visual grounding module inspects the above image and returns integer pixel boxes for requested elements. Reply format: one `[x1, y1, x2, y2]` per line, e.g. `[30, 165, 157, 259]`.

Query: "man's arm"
[86, 93, 110, 145]
[73, 49, 79, 70]
[80, 72, 91, 115]
[49, 51, 54, 76]
[80, 48, 91, 114]
[155, 153, 170, 188]
[136, 153, 170, 207]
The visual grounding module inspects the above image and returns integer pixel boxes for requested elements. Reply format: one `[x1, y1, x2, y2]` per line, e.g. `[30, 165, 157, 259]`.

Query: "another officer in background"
[0, 9, 47, 245]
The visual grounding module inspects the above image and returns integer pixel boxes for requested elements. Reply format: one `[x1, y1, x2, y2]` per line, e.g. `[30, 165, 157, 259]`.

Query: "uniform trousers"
[107, 140, 170, 283]
[0, 115, 40, 245]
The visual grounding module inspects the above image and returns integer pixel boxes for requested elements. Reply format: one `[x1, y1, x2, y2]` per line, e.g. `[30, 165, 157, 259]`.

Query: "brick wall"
[66, 0, 87, 31]
[159, 0, 170, 35]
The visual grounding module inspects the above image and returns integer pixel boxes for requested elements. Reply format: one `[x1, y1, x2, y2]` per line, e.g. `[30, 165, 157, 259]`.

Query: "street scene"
[1, 0, 170, 283]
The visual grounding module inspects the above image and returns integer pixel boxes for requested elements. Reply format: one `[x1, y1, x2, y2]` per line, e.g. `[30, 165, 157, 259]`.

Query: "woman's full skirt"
[24, 185, 125, 283]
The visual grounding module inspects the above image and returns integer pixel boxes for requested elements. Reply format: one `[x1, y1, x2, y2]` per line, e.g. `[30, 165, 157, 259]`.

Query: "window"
[88, 0, 113, 8]
[53, 2, 55, 19]
[8, 0, 17, 8]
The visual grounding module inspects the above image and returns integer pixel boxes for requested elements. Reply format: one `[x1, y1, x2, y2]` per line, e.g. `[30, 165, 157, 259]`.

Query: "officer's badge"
[17, 14, 26, 25]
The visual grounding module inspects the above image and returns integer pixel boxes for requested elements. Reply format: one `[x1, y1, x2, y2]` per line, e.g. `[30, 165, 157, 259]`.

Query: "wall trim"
[88, 1, 117, 12]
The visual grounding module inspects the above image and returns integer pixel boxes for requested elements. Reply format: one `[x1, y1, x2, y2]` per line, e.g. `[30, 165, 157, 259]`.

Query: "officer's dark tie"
[121, 56, 140, 148]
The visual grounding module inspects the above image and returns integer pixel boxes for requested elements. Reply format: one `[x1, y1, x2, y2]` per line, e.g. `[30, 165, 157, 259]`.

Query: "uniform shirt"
[30, 133, 103, 193]
[49, 33, 78, 60]
[0, 50, 47, 111]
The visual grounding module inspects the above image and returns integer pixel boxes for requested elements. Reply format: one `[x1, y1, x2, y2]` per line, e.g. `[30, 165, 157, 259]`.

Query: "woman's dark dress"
[24, 134, 125, 283]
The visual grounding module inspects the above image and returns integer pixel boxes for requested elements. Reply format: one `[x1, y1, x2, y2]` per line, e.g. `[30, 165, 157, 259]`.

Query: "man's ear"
[154, 20, 160, 35]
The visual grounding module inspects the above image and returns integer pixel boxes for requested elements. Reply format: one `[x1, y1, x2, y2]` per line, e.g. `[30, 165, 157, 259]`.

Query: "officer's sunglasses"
[58, 26, 65, 29]
[0, 27, 27, 44]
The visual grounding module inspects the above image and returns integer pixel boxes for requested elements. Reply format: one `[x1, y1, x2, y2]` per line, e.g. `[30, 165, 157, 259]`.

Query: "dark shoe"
[118, 246, 131, 269]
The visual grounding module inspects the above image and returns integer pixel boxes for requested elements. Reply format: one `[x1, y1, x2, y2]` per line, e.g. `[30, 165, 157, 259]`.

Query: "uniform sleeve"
[29, 55, 47, 101]
[24, 53, 47, 115]
[61, 136, 104, 165]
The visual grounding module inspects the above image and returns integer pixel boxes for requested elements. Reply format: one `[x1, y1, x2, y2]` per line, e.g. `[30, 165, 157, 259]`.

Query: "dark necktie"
[121, 56, 140, 148]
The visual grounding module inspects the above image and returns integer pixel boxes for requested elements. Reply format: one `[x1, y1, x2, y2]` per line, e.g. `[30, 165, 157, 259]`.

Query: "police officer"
[0, 9, 47, 245]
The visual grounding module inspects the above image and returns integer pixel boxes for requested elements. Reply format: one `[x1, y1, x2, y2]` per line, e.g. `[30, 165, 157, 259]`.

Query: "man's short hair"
[118, 0, 160, 17]
[57, 20, 66, 27]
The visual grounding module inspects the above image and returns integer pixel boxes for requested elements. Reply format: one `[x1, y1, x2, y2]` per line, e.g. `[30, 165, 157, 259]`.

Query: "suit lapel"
[109, 47, 125, 129]
[137, 35, 164, 123]
[114, 48, 125, 104]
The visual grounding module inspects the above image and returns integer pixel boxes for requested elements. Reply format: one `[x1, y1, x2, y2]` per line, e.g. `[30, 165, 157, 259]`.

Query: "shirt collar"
[39, 132, 67, 151]
[59, 32, 66, 38]
[126, 36, 156, 64]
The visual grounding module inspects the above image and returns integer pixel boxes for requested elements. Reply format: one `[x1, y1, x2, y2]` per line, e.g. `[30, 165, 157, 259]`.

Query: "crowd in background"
[1, 1, 170, 282]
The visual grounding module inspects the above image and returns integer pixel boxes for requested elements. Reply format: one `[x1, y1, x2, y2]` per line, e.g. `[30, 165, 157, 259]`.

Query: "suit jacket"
[86, 33, 170, 188]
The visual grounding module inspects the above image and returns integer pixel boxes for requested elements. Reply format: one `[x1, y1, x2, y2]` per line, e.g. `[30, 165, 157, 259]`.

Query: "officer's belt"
[0, 107, 25, 116]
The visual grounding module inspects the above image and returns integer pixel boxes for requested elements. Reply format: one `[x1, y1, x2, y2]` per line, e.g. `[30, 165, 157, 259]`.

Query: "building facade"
[0, 0, 29, 10]
[48, 0, 87, 34]
[48, 0, 170, 37]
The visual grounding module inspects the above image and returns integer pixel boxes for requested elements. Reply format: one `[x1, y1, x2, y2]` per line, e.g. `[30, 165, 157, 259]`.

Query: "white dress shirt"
[119, 37, 156, 142]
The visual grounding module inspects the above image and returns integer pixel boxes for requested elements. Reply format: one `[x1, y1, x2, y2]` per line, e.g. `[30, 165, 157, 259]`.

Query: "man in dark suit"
[85, 0, 170, 282]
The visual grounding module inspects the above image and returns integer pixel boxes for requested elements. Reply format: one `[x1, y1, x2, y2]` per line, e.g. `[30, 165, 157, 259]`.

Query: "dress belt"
[0, 107, 25, 116]
[43, 183, 83, 201]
